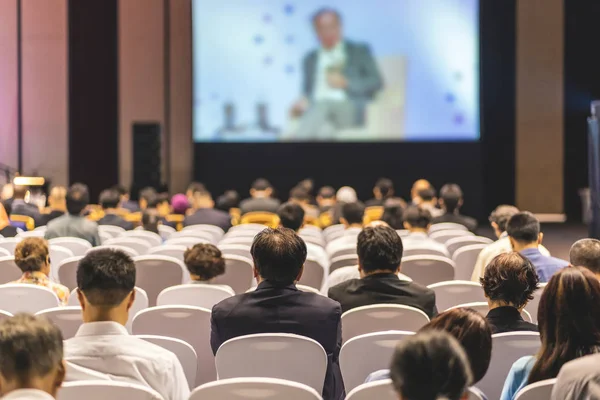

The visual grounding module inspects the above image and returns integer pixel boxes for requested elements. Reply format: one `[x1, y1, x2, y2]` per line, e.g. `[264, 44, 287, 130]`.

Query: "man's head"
[186, 182, 206, 200]
[316, 186, 336, 208]
[76, 249, 136, 326]
[12, 185, 27, 200]
[99, 188, 120, 210]
[66, 183, 90, 216]
[403, 206, 432, 233]
[374, 178, 394, 200]
[250, 228, 307, 286]
[417, 187, 437, 206]
[489, 205, 520, 238]
[215, 190, 240, 212]
[156, 194, 170, 217]
[289, 186, 310, 206]
[139, 187, 158, 210]
[183, 243, 226, 282]
[506, 211, 542, 251]
[0, 314, 65, 397]
[190, 186, 214, 209]
[250, 178, 274, 199]
[570, 238, 600, 276]
[336, 186, 357, 203]
[112, 184, 129, 201]
[357, 225, 403, 277]
[410, 179, 432, 202]
[439, 184, 463, 213]
[312, 8, 342, 50]
[47, 186, 67, 211]
[277, 202, 305, 232]
[341, 202, 365, 227]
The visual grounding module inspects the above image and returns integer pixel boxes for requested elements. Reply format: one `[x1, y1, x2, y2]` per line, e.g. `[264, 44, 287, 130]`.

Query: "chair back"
[514, 378, 557, 400]
[401, 255, 455, 286]
[147, 244, 186, 262]
[228, 223, 265, 233]
[341, 331, 414, 391]
[0, 237, 22, 254]
[191, 377, 322, 400]
[345, 379, 397, 400]
[326, 266, 360, 291]
[35, 306, 83, 339]
[0, 284, 60, 314]
[396, 229, 409, 237]
[164, 236, 211, 247]
[478, 332, 542, 400]
[120, 230, 163, 247]
[524, 283, 547, 324]
[104, 237, 152, 256]
[323, 224, 345, 241]
[49, 245, 75, 282]
[446, 236, 494, 256]
[330, 254, 359, 274]
[133, 255, 186, 306]
[300, 235, 325, 247]
[341, 304, 430, 343]
[216, 333, 328, 394]
[447, 301, 533, 322]
[9, 215, 35, 231]
[99, 231, 111, 244]
[0, 248, 9, 257]
[429, 229, 475, 244]
[17, 230, 45, 238]
[157, 224, 176, 240]
[212, 255, 254, 294]
[170, 230, 216, 244]
[58, 381, 163, 400]
[56, 256, 83, 291]
[219, 236, 255, 246]
[132, 305, 212, 385]
[363, 206, 384, 224]
[427, 281, 486, 311]
[98, 225, 126, 238]
[239, 212, 280, 228]
[429, 222, 469, 233]
[330, 244, 358, 259]
[88, 245, 139, 258]
[48, 237, 92, 256]
[0, 256, 25, 284]
[182, 224, 225, 241]
[297, 258, 326, 290]
[452, 244, 488, 280]
[218, 244, 251, 259]
[157, 284, 235, 309]
[402, 246, 449, 258]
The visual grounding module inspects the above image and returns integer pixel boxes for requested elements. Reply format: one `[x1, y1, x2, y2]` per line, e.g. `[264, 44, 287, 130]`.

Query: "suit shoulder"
[347, 41, 373, 53]
[301, 292, 341, 314]
[211, 293, 248, 317]
[406, 281, 435, 297]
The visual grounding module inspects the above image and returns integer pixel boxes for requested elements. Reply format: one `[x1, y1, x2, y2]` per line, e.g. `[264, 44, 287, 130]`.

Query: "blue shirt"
[520, 248, 568, 282]
[501, 356, 536, 400]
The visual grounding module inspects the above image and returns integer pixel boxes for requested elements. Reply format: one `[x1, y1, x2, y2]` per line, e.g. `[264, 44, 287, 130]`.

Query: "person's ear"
[458, 198, 464, 208]
[439, 198, 445, 207]
[538, 232, 544, 245]
[491, 221, 499, 231]
[126, 290, 136, 311]
[55, 360, 66, 391]
[76, 289, 86, 311]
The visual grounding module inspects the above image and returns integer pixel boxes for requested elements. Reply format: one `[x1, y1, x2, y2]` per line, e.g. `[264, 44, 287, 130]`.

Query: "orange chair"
[165, 214, 185, 231]
[364, 206, 384, 225]
[230, 208, 241, 226]
[9, 215, 35, 231]
[319, 211, 333, 228]
[239, 212, 280, 228]
[125, 212, 142, 226]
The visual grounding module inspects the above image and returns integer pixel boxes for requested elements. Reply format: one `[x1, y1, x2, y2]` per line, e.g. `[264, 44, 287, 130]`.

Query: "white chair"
[295, 284, 322, 294]
[99, 231, 112, 244]
[229, 223, 265, 232]
[132, 305, 212, 385]
[323, 224, 345, 242]
[429, 222, 469, 233]
[514, 378, 557, 400]
[213, 255, 254, 294]
[57, 256, 83, 291]
[396, 229, 410, 237]
[298, 258, 326, 290]
[325, 266, 360, 292]
[427, 281, 486, 312]
[216, 333, 328, 394]
[157, 224, 176, 240]
[0, 248, 9, 257]
[17, 230, 45, 238]
[120, 230, 163, 248]
[133, 255, 187, 306]
[524, 283, 547, 324]
[137, 335, 198, 390]
[49, 245, 75, 282]
[0, 256, 24, 284]
[453, 244, 488, 281]
[478, 332, 541, 400]
[0, 237, 22, 254]
[429, 229, 475, 244]
[218, 244, 251, 259]
[58, 381, 163, 400]
[402, 246, 449, 258]
[164, 237, 211, 247]
[446, 236, 494, 256]
[345, 379, 397, 400]
[147, 244, 186, 262]
[330, 254, 359, 274]
[35, 306, 82, 339]
[182, 224, 225, 241]
[219, 236, 255, 246]
[341, 331, 414, 391]
[88, 245, 139, 258]
[0, 284, 60, 313]
[223, 230, 258, 240]
[469, 387, 487, 400]
[448, 302, 533, 322]
[170, 230, 216, 243]
[400, 255, 455, 286]
[103, 237, 152, 256]
[341, 304, 430, 343]
[98, 225, 126, 238]
[48, 237, 92, 256]
[190, 377, 322, 400]
[330, 244, 358, 260]
[157, 284, 234, 309]
[301, 235, 326, 248]
[34, 225, 48, 232]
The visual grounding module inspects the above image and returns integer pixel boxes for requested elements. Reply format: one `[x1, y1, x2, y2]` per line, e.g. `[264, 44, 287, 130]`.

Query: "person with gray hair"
[570, 238, 600, 277]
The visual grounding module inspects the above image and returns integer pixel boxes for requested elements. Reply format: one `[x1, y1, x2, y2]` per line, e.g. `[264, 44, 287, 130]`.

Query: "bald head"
[570, 239, 600, 275]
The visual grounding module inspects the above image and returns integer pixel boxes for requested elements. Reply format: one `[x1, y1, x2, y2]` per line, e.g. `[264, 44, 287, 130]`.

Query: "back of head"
[99, 188, 120, 210]
[418, 187, 436, 203]
[357, 225, 403, 274]
[139, 187, 158, 209]
[12, 185, 27, 200]
[480, 252, 539, 308]
[277, 202, 305, 232]
[440, 183, 463, 213]
[66, 183, 90, 215]
[14, 238, 49, 274]
[411, 179, 432, 199]
[215, 190, 239, 212]
[381, 199, 404, 230]
[570, 238, 600, 274]
[317, 186, 335, 201]
[390, 330, 472, 400]
[298, 179, 314, 195]
[183, 243, 225, 281]
[251, 228, 307, 286]
[420, 308, 492, 384]
[186, 182, 206, 197]
[341, 201, 365, 225]
[112, 184, 128, 197]
[489, 205, 520, 232]
[141, 209, 160, 234]
[0, 314, 64, 394]
[77, 249, 136, 307]
[403, 205, 432, 230]
[48, 186, 67, 208]
[251, 178, 273, 196]
[336, 186, 357, 203]
[506, 211, 540, 244]
[375, 178, 394, 198]
[171, 193, 190, 215]
[1, 184, 14, 201]
[289, 186, 310, 203]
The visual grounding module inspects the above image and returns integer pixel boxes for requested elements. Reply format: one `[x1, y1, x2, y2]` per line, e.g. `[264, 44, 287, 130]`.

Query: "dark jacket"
[97, 213, 134, 231]
[37, 210, 65, 227]
[239, 198, 281, 215]
[10, 199, 40, 221]
[432, 212, 478, 232]
[486, 306, 538, 334]
[211, 281, 344, 400]
[328, 273, 437, 318]
[183, 208, 232, 232]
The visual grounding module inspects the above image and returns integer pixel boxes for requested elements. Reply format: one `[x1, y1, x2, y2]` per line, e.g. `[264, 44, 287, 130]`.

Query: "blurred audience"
[38, 186, 67, 226]
[289, 186, 319, 219]
[569, 238, 600, 278]
[316, 186, 336, 213]
[409, 178, 432, 205]
[402, 206, 450, 257]
[415, 187, 443, 218]
[155, 194, 171, 218]
[97, 188, 133, 230]
[10, 185, 40, 221]
[380, 199, 404, 230]
[239, 178, 280, 214]
[0, 203, 18, 238]
[141, 209, 160, 234]
[138, 187, 158, 211]
[184, 187, 231, 231]
[366, 178, 396, 207]
[215, 190, 240, 213]
[433, 183, 478, 231]
[170, 194, 190, 215]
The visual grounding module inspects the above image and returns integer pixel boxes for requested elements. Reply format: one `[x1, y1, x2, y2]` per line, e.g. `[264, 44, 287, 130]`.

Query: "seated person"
[569, 238, 600, 278]
[0, 203, 18, 238]
[1, 183, 14, 211]
[170, 194, 190, 215]
[326, 201, 365, 257]
[239, 178, 281, 214]
[401, 206, 450, 257]
[480, 252, 539, 334]
[432, 183, 478, 232]
[64, 249, 189, 400]
[316, 186, 336, 214]
[409, 179, 432, 205]
[215, 190, 240, 213]
[138, 187, 158, 211]
[113, 185, 139, 212]
[186, 181, 206, 202]
[12, 238, 70, 306]
[45, 184, 100, 246]
[38, 186, 67, 226]
[289, 186, 319, 219]
[183, 187, 232, 231]
[330, 186, 357, 224]
[97, 188, 133, 230]
[141, 209, 160, 234]
[414, 187, 443, 218]
[9, 185, 40, 222]
[328, 225, 437, 317]
[211, 228, 343, 400]
[506, 211, 568, 282]
[155, 193, 171, 218]
[380, 199, 404, 230]
[0, 314, 65, 400]
[366, 178, 406, 208]
[183, 243, 225, 283]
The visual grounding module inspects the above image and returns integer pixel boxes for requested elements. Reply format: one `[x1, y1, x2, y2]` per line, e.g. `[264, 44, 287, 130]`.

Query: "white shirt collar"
[75, 321, 129, 337]
[2, 389, 54, 400]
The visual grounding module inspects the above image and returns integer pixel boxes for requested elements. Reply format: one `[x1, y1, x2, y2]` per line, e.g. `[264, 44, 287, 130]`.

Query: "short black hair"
[403, 206, 432, 229]
[480, 252, 539, 308]
[99, 189, 120, 209]
[187, 182, 206, 194]
[156, 193, 169, 206]
[342, 202, 365, 225]
[140, 187, 158, 208]
[277, 202, 305, 232]
[418, 187, 436, 202]
[289, 186, 310, 202]
[390, 330, 472, 400]
[142, 209, 160, 234]
[358, 225, 403, 273]
[251, 178, 272, 191]
[251, 228, 307, 286]
[66, 183, 90, 215]
[216, 190, 240, 212]
[506, 211, 540, 243]
[112, 184, 128, 196]
[570, 238, 600, 274]
[318, 186, 335, 199]
[184, 244, 225, 281]
[375, 178, 394, 198]
[381, 200, 404, 230]
[440, 184, 463, 213]
[312, 7, 342, 25]
[77, 249, 136, 307]
[489, 205, 520, 232]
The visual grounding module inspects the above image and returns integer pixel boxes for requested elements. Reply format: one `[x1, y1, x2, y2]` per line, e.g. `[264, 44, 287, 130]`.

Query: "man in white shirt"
[402, 206, 450, 257]
[64, 249, 189, 400]
[326, 202, 365, 257]
[0, 314, 65, 400]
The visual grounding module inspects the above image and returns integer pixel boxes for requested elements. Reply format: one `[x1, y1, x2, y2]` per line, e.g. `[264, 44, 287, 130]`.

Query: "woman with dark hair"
[500, 266, 600, 400]
[380, 199, 404, 230]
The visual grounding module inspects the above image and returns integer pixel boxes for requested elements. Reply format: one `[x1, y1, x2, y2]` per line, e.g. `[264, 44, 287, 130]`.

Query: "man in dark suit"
[184, 187, 232, 231]
[211, 228, 344, 400]
[328, 225, 437, 318]
[97, 188, 134, 230]
[239, 179, 281, 215]
[432, 184, 478, 232]
[9, 185, 40, 221]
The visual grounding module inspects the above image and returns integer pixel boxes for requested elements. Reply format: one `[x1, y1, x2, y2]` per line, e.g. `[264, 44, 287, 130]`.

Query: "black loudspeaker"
[133, 122, 161, 189]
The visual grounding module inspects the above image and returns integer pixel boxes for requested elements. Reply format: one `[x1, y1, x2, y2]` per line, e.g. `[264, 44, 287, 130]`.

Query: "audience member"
[366, 178, 398, 207]
[155, 194, 171, 217]
[0, 314, 65, 400]
[480, 253, 539, 334]
[184, 187, 232, 231]
[506, 211, 568, 282]
[183, 243, 225, 283]
[325, 201, 365, 256]
[185, 182, 206, 201]
[113, 185, 139, 212]
[329, 225, 437, 317]
[569, 238, 600, 277]
[9, 185, 40, 221]
[409, 178, 432, 205]
[170, 194, 190, 215]
[65, 249, 189, 399]
[12, 238, 69, 306]
[401, 206, 450, 257]
[239, 178, 281, 214]
[141, 209, 160, 234]
[316, 186, 336, 213]
[97, 189, 133, 230]
[432, 183, 478, 231]
[45, 184, 100, 246]
[330, 186, 358, 224]
[210, 228, 343, 400]
[501, 267, 600, 400]
[380, 199, 404, 230]
[1, 183, 14, 205]
[415, 187, 443, 218]
[215, 190, 240, 213]
[38, 186, 67, 226]
[389, 330, 473, 400]
[289, 186, 319, 219]
[0, 203, 18, 238]
[138, 187, 158, 211]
